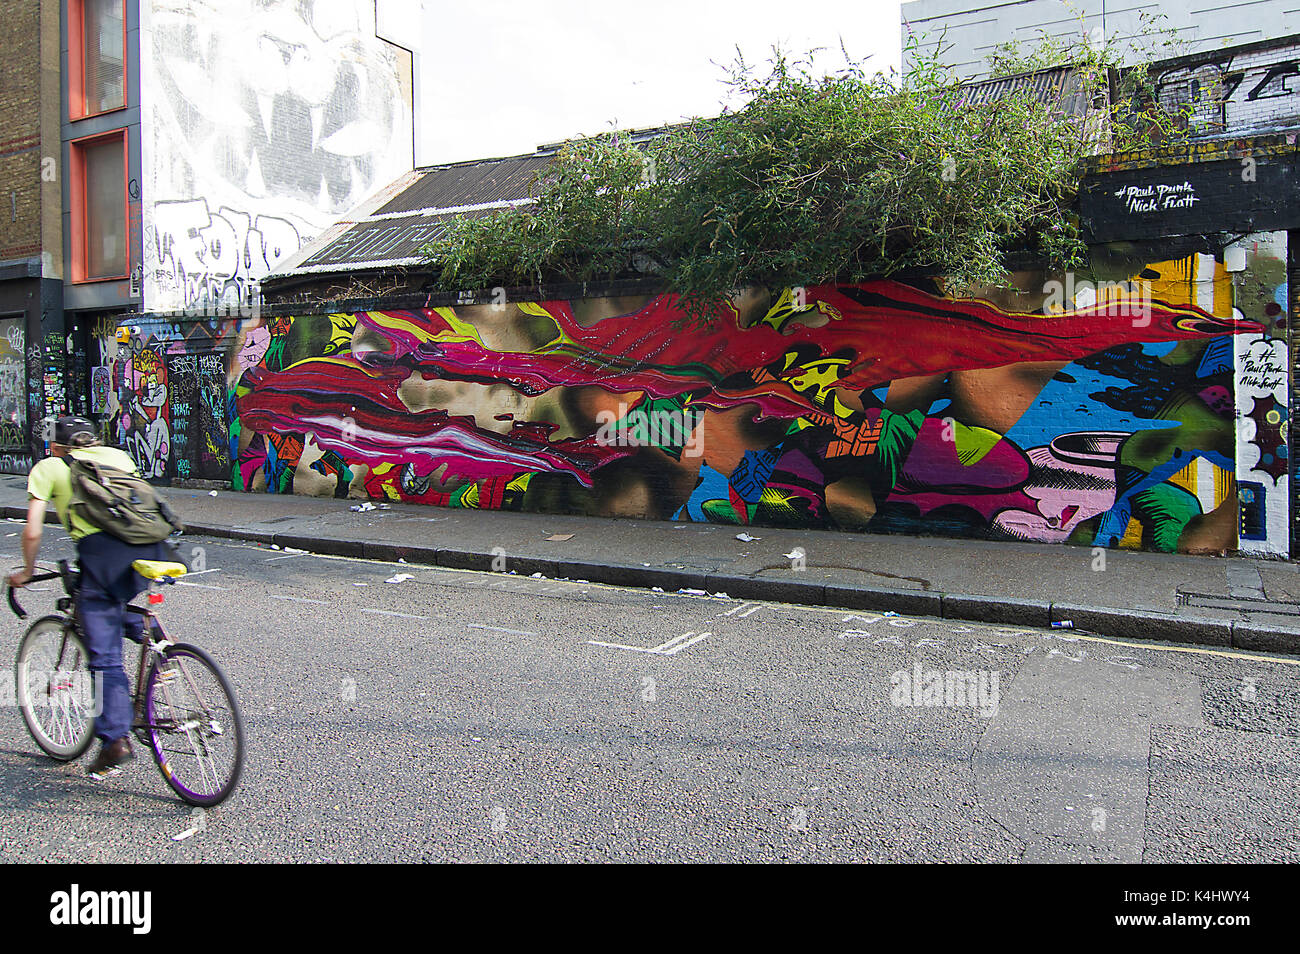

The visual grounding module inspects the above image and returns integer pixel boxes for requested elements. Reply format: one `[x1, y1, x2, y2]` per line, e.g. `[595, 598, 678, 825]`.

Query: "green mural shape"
[873, 408, 924, 495]
[612, 394, 704, 461]
[1132, 481, 1202, 553]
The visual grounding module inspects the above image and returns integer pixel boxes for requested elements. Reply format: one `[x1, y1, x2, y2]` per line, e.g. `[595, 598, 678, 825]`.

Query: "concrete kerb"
[706, 573, 826, 605]
[941, 593, 1051, 628]
[1050, 602, 1233, 648]
[164, 526, 1300, 655]
[825, 583, 942, 617]
[1229, 620, 1300, 654]
[272, 533, 365, 559]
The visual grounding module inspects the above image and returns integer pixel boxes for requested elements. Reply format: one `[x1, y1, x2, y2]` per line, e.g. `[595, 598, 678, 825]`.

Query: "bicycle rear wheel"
[15, 616, 96, 761]
[144, 643, 244, 807]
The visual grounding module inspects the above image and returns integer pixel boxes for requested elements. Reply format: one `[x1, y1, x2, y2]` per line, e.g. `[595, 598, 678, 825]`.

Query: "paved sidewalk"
[2, 473, 1298, 654]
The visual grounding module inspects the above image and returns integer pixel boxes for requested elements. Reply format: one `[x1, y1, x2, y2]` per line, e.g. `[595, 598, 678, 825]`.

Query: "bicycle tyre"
[15, 615, 96, 761]
[144, 643, 245, 807]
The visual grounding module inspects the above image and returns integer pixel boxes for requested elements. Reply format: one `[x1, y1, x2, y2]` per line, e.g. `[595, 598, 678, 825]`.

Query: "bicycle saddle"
[132, 560, 188, 580]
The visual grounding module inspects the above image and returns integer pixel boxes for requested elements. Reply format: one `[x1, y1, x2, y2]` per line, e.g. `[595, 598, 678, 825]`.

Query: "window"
[70, 132, 128, 282]
[71, 0, 125, 118]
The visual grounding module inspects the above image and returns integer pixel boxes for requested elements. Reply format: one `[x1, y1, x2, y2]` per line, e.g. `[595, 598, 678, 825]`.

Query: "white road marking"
[263, 553, 306, 563]
[362, 608, 430, 620]
[268, 594, 328, 605]
[174, 581, 225, 590]
[720, 601, 760, 618]
[588, 631, 713, 656]
[467, 623, 537, 636]
[586, 640, 663, 654]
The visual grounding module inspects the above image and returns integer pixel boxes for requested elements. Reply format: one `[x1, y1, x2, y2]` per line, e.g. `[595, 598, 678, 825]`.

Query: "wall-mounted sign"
[1081, 156, 1299, 242]
[1111, 181, 1199, 214]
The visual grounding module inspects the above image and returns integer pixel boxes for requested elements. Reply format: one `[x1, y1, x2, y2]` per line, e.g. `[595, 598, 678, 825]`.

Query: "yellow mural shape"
[1168, 456, 1234, 514]
[952, 422, 1004, 467]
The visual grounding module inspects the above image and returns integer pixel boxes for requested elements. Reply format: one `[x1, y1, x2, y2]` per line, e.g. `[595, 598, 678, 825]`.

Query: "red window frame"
[69, 129, 129, 283]
[68, 0, 127, 120]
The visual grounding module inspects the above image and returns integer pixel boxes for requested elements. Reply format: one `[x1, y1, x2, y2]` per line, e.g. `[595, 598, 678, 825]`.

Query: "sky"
[414, 0, 906, 165]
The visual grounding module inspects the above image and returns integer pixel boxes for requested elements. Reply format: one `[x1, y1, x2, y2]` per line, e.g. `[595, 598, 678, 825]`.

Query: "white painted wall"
[1233, 233, 1291, 558]
[902, 0, 1300, 80]
[140, 0, 415, 313]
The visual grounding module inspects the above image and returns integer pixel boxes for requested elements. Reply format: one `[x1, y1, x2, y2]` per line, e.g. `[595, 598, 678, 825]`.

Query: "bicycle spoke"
[160, 681, 218, 794]
[16, 620, 94, 760]
[148, 649, 241, 804]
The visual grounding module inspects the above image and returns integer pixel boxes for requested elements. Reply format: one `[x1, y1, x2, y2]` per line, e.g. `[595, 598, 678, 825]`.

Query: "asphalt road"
[0, 523, 1297, 863]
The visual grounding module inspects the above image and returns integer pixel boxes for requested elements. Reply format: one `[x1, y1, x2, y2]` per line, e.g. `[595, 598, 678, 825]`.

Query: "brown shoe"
[87, 737, 134, 778]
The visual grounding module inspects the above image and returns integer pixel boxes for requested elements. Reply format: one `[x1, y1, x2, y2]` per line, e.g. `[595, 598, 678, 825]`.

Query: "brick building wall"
[1152, 35, 1300, 139]
[0, 0, 43, 262]
[902, 0, 1300, 81]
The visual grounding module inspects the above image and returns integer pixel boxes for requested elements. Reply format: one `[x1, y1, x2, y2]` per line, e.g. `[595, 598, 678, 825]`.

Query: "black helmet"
[53, 415, 98, 447]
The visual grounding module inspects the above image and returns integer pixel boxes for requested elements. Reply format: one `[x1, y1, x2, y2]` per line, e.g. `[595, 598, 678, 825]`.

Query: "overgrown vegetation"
[423, 25, 1190, 322]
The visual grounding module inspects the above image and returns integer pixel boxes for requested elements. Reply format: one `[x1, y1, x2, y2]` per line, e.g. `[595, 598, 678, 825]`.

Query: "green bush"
[424, 38, 1184, 323]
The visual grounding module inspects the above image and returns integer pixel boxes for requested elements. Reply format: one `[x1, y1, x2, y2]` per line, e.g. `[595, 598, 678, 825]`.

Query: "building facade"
[902, 0, 1300, 79]
[0, 0, 416, 476]
[0, 0, 62, 473]
[95, 31, 1300, 559]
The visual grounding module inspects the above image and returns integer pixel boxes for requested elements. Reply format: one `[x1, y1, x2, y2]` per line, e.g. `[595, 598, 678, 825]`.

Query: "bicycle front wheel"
[15, 616, 96, 761]
[144, 643, 245, 807]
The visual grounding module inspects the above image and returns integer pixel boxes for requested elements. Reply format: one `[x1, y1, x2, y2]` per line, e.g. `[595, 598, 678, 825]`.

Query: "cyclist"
[7, 416, 171, 778]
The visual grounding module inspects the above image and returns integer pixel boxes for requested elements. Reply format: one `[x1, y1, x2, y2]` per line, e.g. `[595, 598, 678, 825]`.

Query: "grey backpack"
[66, 453, 184, 544]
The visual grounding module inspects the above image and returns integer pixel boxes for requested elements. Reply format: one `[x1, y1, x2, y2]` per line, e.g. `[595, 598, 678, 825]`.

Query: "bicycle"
[8, 558, 244, 807]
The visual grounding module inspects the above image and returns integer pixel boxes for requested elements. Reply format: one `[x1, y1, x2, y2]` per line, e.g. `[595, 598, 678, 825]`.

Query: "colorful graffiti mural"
[110, 319, 235, 485]
[0, 315, 27, 453]
[200, 244, 1284, 554]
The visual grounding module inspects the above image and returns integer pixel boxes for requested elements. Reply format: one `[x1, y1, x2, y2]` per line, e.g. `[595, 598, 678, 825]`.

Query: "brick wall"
[1152, 37, 1300, 138]
[0, 0, 42, 262]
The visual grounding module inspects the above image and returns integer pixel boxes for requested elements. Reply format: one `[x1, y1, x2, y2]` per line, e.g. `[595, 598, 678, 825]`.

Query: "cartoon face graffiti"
[126, 351, 170, 479]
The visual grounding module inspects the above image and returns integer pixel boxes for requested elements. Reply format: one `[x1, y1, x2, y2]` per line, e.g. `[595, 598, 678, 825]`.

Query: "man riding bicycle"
[7, 416, 172, 778]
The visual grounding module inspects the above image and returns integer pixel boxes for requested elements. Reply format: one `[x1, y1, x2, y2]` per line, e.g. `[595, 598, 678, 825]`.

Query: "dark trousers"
[76, 532, 168, 743]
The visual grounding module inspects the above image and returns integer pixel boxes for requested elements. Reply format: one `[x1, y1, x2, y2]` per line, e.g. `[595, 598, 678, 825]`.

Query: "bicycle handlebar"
[6, 569, 63, 621]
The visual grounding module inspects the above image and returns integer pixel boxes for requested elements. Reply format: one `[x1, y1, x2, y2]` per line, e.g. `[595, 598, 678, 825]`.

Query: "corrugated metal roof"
[269, 152, 548, 277]
[371, 152, 555, 215]
[955, 65, 1093, 117]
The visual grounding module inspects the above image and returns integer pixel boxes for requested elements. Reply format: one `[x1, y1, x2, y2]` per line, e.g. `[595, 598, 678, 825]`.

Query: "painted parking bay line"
[363, 608, 431, 621]
[268, 594, 328, 605]
[588, 631, 713, 656]
[467, 623, 538, 637]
